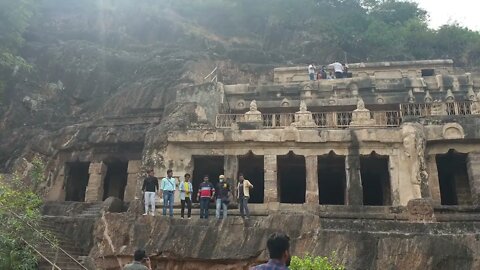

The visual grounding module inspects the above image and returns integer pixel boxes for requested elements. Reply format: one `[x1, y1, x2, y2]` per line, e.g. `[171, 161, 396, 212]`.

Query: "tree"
[0, 0, 35, 104]
[289, 254, 345, 270]
[0, 157, 47, 269]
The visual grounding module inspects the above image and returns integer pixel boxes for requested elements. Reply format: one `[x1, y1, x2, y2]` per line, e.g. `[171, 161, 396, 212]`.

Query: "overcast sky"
[414, 0, 480, 31]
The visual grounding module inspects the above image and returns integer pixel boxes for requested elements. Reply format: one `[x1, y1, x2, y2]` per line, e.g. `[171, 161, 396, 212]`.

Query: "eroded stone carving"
[442, 123, 465, 139]
[350, 98, 375, 126]
[445, 89, 455, 102]
[424, 91, 433, 103]
[244, 100, 262, 122]
[472, 92, 480, 115]
[407, 90, 415, 103]
[292, 100, 316, 127]
[430, 100, 446, 116]
[401, 123, 428, 199]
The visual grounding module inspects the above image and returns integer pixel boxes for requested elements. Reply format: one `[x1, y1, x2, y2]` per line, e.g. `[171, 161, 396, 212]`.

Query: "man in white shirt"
[307, 64, 316, 81]
[328, 61, 344, 79]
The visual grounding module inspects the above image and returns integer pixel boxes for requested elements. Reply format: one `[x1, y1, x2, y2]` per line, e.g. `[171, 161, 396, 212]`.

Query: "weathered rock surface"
[90, 212, 480, 270]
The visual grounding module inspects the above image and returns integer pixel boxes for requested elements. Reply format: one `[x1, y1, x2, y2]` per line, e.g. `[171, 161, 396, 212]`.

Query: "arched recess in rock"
[238, 150, 264, 203]
[277, 151, 306, 204]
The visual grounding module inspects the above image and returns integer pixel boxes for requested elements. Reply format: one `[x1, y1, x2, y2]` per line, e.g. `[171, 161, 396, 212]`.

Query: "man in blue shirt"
[160, 169, 176, 217]
[251, 233, 291, 270]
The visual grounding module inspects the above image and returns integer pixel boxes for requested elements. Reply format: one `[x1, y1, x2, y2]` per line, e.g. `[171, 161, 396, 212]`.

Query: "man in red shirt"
[197, 175, 215, 219]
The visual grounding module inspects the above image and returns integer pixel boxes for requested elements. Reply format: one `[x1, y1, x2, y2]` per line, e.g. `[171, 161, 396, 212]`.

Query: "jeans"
[239, 196, 250, 218]
[144, 192, 156, 215]
[162, 190, 174, 217]
[335, 71, 343, 79]
[309, 73, 315, 80]
[200, 197, 210, 219]
[215, 198, 228, 219]
[180, 197, 192, 218]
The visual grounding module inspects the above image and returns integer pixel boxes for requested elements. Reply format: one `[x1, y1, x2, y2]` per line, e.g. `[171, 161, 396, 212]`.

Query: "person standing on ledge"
[250, 233, 291, 270]
[123, 249, 152, 270]
[160, 169, 176, 217]
[237, 173, 253, 219]
[197, 175, 215, 219]
[328, 61, 344, 79]
[308, 63, 316, 81]
[179, 173, 193, 219]
[215, 174, 230, 219]
[142, 169, 158, 216]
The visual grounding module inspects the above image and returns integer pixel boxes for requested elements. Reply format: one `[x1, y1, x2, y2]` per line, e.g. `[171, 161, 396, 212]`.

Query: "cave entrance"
[436, 150, 471, 205]
[360, 153, 391, 206]
[238, 152, 264, 203]
[65, 162, 90, 202]
[192, 156, 224, 203]
[102, 161, 128, 200]
[318, 152, 346, 205]
[277, 152, 306, 204]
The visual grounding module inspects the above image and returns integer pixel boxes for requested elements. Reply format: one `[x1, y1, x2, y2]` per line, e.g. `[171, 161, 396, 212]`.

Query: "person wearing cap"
[215, 174, 231, 219]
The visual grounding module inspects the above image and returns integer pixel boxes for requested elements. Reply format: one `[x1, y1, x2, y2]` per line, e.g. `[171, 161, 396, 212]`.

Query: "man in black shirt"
[142, 169, 159, 216]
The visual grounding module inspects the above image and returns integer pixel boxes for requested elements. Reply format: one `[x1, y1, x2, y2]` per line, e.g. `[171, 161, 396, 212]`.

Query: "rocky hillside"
[1, 0, 480, 171]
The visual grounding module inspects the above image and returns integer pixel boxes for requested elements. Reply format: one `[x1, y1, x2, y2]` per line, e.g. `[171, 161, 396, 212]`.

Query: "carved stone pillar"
[426, 155, 441, 205]
[388, 153, 401, 206]
[305, 156, 319, 204]
[85, 162, 107, 202]
[224, 155, 238, 197]
[467, 152, 480, 205]
[123, 160, 142, 202]
[345, 155, 363, 205]
[264, 155, 278, 203]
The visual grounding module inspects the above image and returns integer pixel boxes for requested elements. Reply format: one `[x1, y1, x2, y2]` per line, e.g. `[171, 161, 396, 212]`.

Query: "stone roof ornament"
[467, 87, 476, 101]
[292, 100, 316, 127]
[356, 97, 366, 110]
[407, 90, 415, 103]
[424, 91, 433, 103]
[445, 89, 455, 102]
[350, 97, 375, 126]
[281, 97, 290, 107]
[244, 100, 262, 122]
[299, 100, 308, 112]
[249, 100, 258, 112]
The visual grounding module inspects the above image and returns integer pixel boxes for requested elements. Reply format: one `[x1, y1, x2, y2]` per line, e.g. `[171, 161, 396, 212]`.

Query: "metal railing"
[216, 111, 402, 128]
[1, 205, 88, 270]
[204, 66, 218, 83]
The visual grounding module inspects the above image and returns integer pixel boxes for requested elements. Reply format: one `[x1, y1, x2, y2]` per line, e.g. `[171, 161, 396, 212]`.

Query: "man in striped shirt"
[197, 175, 215, 219]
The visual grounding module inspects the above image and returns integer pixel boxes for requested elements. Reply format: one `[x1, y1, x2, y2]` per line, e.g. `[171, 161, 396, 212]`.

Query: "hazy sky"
[414, 0, 480, 30]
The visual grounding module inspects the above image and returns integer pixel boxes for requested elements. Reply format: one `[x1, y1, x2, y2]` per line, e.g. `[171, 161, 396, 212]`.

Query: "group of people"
[308, 61, 349, 80]
[124, 232, 291, 270]
[141, 169, 254, 219]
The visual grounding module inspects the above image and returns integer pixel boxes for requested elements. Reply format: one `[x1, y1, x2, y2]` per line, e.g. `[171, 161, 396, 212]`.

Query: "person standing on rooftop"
[308, 64, 316, 81]
[328, 61, 344, 79]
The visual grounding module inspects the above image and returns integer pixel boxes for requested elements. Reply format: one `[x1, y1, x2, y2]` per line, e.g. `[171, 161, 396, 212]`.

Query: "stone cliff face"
[90, 211, 480, 270]
[0, 1, 273, 172]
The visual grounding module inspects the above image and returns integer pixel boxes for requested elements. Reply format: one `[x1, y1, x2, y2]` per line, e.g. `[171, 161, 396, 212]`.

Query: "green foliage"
[290, 254, 345, 270]
[0, 159, 48, 269]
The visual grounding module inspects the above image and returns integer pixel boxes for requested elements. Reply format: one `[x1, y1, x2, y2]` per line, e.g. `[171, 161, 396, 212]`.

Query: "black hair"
[238, 173, 244, 177]
[147, 169, 154, 173]
[203, 174, 209, 179]
[167, 169, 173, 174]
[266, 233, 290, 259]
[134, 249, 146, 261]
[184, 173, 191, 177]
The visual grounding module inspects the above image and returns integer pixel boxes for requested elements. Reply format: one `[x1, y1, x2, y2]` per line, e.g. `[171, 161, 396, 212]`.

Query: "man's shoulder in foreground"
[250, 259, 289, 270]
[123, 261, 148, 270]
